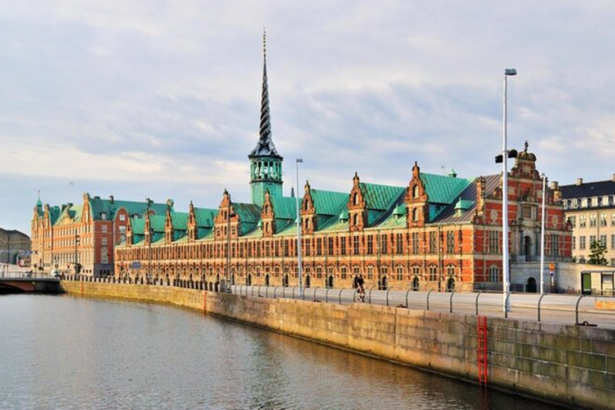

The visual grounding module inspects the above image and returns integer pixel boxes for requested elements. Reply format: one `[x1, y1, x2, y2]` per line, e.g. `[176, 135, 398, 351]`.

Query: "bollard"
[273, 286, 278, 299]
[313, 287, 319, 302]
[575, 295, 586, 325]
[405, 288, 412, 309]
[325, 288, 330, 303]
[449, 290, 456, 313]
[338, 288, 344, 304]
[505, 293, 512, 319]
[475, 291, 483, 315]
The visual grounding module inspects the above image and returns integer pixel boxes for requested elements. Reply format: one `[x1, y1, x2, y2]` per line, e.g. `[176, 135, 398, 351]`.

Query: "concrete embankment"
[62, 281, 615, 410]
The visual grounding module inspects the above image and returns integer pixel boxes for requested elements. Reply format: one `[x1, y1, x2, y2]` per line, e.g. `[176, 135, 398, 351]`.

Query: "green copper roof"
[194, 208, 217, 227]
[311, 189, 349, 216]
[170, 212, 188, 230]
[419, 173, 472, 204]
[359, 183, 405, 211]
[88, 196, 169, 222]
[131, 218, 145, 235]
[270, 196, 297, 220]
[150, 215, 166, 232]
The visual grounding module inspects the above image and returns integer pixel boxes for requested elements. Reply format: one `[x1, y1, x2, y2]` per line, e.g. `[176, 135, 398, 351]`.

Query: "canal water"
[0, 294, 565, 410]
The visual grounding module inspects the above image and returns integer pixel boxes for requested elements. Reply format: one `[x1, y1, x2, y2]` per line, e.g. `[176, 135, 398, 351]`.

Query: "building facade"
[30, 194, 169, 275]
[0, 227, 30, 265]
[112, 39, 572, 292]
[556, 176, 615, 265]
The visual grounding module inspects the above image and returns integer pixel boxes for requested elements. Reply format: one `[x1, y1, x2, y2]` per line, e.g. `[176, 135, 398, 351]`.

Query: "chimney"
[290, 187, 295, 198]
[576, 178, 583, 186]
[109, 195, 114, 204]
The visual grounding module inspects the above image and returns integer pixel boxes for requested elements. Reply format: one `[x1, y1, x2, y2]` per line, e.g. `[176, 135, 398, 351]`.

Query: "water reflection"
[0, 294, 564, 410]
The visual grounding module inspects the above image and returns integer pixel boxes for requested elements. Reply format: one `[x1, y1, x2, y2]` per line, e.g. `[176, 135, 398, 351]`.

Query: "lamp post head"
[504, 68, 517, 76]
[296, 158, 303, 164]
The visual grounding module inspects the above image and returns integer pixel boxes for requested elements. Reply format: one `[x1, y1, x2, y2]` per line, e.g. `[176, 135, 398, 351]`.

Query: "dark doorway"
[305, 275, 311, 289]
[446, 278, 455, 292]
[327, 275, 334, 289]
[412, 277, 420, 291]
[526, 277, 537, 293]
[265, 274, 270, 287]
[524, 236, 532, 258]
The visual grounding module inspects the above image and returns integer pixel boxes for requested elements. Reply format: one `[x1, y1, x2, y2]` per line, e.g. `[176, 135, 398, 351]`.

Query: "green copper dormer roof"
[194, 208, 218, 227]
[419, 173, 472, 204]
[131, 218, 145, 235]
[48, 206, 61, 225]
[170, 212, 188, 230]
[310, 189, 349, 216]
[232, 202, 262, 235]
[149, 215, 166, 232]
[269, 196, 298, 220]
[359, 183, 406, 211]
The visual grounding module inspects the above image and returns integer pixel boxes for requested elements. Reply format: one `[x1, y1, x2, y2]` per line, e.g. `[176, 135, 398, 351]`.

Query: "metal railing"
[60, 276, 615, 328]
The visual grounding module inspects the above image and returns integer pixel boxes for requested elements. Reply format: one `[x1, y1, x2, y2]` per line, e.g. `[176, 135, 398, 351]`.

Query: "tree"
[588, 240, 608, 265]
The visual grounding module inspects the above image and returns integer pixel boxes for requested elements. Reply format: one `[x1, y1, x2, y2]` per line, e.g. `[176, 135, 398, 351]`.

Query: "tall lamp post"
[74, 229, 80, 275]
[148, 227, 153, 285]
[295, 158, 304, 296]
[226, 193, 234, 293]
[540, 173, 547, 294]
[495, 68, 518, 313]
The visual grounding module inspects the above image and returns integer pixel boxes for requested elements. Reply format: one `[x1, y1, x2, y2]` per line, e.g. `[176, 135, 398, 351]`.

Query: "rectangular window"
[341, 266, 347, 279]
[600, 213, 608, 227]
[611, 234, 615, 250]
[305, 239, 311, 256]
[119, 214, 126, 221]
[412, 232, 419, 254]
[600, 235, 607, 247]
[551, 234, 559, 256]
[428, 232, 436, 254]
[487, 231, 500, 254]
[580, 236, 586, 250]
[396, 233, 403, 254]
[396, 265, 403, 280]
[590, 214, 597, 227]
[580, 215, 586, 228]
[340, 237, 347, 255]
[568, 216, 576, 228]
[101, 225, 108, 233]
[380, 235, 388, 255]
[353, 236, 360, 255]
[446, 231, 455, 253]
[316, 238, 322, 256]
[328, 238, 334, 256]
[367, 235, 374, 255]
[612, 213, 615, 226]
[572, 236, 576, 250]
[101, 237, 108, 246]
[590, 235, 596, 246]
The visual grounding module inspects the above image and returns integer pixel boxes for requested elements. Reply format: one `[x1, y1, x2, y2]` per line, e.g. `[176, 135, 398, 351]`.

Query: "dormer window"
[100, 212, 107, 220]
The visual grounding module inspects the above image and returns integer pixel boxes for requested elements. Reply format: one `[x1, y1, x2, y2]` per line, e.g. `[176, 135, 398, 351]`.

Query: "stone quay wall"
[62, 280, 615, 410]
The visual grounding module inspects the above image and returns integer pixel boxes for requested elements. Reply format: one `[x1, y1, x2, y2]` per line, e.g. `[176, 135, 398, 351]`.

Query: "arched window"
[447, 264, 456, 278]
[353, 193, 360, 205]
[413, 185, 419, 199]
[396, 265, 404, 281]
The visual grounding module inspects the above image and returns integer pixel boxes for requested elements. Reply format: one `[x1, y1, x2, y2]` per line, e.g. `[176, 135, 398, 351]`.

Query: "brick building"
[113, 39, 572, 292]
[30, 194, 169, 275]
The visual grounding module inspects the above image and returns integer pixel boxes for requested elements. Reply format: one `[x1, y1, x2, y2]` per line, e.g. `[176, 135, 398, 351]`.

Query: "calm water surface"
[0, 294, 565, 410]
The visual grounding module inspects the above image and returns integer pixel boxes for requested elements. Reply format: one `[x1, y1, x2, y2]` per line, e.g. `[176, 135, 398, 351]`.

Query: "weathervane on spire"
[524, 140, 529, 152]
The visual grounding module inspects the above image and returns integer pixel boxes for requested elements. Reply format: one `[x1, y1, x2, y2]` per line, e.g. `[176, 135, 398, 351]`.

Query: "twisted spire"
[250, 27, 280, 158]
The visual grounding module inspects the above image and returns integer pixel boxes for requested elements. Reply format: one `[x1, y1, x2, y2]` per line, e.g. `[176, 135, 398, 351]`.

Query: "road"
[232, 285, 615, 329]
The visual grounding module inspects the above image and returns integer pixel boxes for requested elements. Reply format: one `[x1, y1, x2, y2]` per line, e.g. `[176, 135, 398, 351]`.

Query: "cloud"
[2, 0, 615, 234]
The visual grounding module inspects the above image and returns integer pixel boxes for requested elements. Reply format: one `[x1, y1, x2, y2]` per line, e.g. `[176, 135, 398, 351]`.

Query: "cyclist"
[357, 274, 366, 302]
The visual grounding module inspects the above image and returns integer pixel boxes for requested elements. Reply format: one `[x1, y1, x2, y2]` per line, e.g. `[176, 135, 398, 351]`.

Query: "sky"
[2, 1, 615, 235]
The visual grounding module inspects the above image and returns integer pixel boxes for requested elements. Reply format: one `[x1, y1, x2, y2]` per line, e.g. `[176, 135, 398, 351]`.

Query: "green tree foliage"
[588, 240, 608, 265]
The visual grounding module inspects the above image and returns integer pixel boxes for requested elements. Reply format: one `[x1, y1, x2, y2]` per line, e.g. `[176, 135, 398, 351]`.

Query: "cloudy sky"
[2, 1, 615, 234]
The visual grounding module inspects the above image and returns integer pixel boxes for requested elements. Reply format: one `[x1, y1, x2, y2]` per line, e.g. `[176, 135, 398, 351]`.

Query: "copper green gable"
[149, 215, 166, 232]
[232, 203, 262, 235]
[170, 212, 188, 231]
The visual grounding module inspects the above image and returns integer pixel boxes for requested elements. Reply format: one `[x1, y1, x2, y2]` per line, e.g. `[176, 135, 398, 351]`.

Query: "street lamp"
[148, 227, 153, 285]
[295, 158, 304, 297]
[226, 193, 235, 293]
[74, 229, 80, 275]
[495, 68, 518, 313]
[540, 172, 547, 294]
